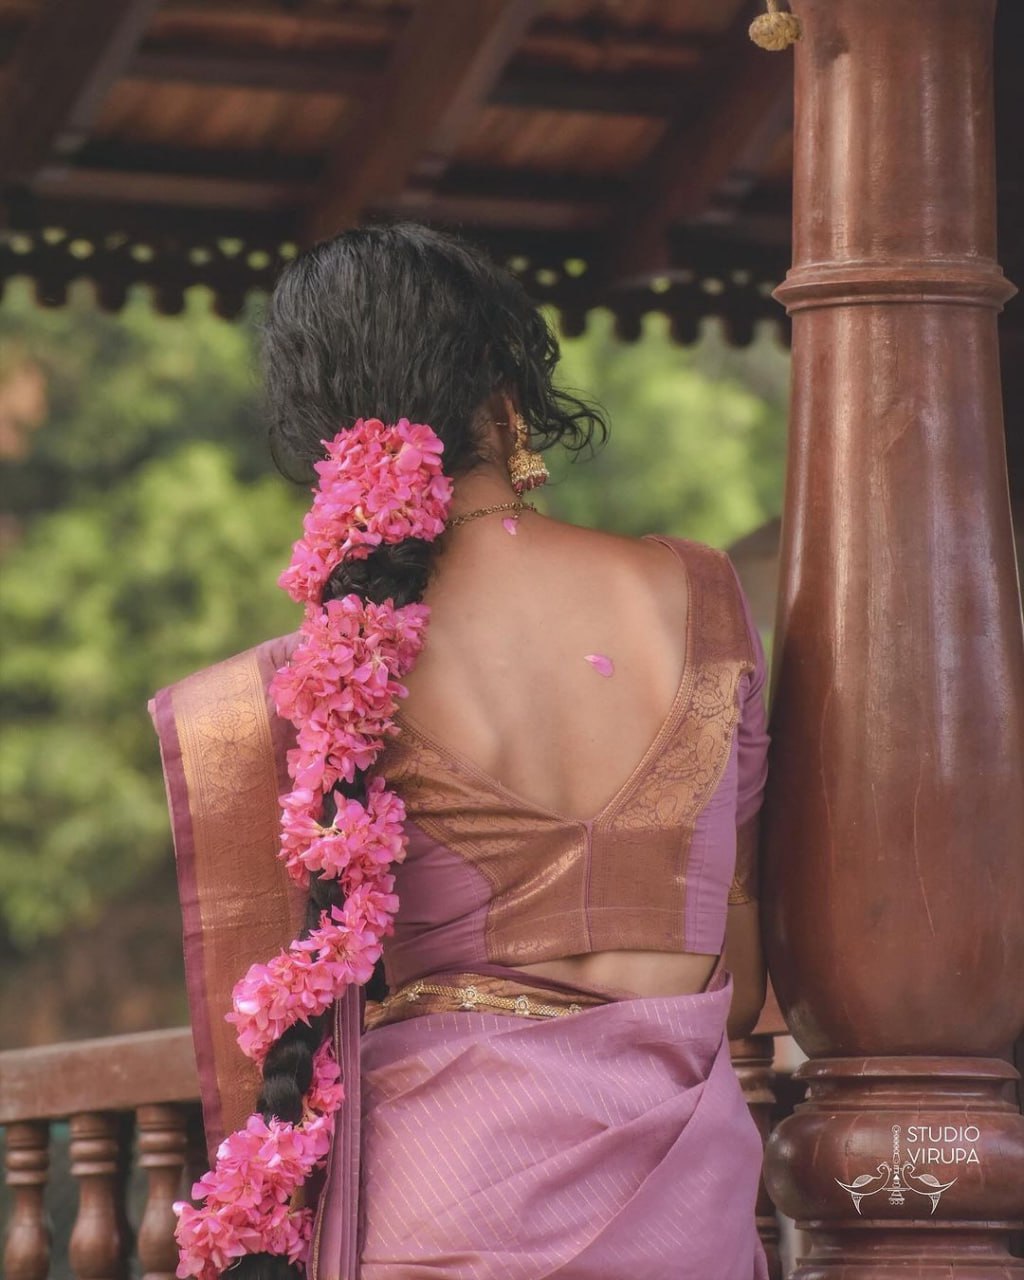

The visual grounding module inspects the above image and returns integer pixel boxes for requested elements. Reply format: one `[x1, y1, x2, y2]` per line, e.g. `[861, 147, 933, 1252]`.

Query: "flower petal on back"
[584, 653, 614, 677]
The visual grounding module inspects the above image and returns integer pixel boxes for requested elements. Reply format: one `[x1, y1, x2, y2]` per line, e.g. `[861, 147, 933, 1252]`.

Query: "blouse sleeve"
[725, 555, 771, 904]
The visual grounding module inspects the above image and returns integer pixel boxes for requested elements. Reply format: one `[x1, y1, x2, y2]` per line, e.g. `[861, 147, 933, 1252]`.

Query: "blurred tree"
[0, 281, 271, 519]
[541, 308, 789, 547]
[1, 281, 304, 948]
[0, 282, 787, 950]
[0, 443, 304, 945]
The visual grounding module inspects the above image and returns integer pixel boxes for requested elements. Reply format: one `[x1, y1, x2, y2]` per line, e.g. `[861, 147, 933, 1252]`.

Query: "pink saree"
[350, 959, 767, 1279]
[152, 635, 769, 1280]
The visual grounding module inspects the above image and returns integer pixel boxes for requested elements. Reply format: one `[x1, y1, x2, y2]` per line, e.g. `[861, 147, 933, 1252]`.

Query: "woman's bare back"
[397, 510, 722, 999]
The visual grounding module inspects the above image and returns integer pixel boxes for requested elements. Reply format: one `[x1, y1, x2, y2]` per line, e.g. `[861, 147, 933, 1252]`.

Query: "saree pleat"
[314, 961, 767, 1280]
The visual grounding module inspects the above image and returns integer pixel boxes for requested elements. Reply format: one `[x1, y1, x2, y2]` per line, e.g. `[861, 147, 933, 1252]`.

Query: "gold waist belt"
[364, 970, 610, 1031]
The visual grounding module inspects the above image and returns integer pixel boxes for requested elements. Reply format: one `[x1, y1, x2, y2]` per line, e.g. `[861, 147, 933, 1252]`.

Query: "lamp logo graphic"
[836, 1124, 969, 1215]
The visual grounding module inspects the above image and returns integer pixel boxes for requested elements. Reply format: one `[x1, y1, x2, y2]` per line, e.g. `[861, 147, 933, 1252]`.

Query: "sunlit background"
[0, 278, 788, 1051]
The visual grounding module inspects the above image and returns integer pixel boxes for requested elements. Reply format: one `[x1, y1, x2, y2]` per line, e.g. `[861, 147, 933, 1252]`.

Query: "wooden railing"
[1, 1027, 794, 1280]
[1, 1029, 201, 1280]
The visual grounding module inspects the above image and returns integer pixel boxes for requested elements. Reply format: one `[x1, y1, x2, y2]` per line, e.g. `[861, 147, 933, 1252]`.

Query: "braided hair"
[232, 224, 605, 1278]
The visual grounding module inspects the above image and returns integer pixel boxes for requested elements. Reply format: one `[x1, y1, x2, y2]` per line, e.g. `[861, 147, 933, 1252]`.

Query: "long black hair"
[242, 223, 605, 1278]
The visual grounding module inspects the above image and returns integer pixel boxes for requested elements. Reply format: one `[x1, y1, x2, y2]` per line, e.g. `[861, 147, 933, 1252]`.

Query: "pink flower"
[270, 595, 430, 783]
[278, 418, 453, 605]
[227, 890, 391, 1063]
[307, 1040, 346, 1115]
[279, 775, 407, 888]
[173, 1113, 331, 1279]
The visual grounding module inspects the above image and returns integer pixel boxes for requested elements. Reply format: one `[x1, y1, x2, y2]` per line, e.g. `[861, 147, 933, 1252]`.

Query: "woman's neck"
[447, 465, 523, 521]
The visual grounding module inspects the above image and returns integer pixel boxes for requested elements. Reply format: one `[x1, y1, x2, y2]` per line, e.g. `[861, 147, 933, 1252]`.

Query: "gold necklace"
[447, 500, 537, 528]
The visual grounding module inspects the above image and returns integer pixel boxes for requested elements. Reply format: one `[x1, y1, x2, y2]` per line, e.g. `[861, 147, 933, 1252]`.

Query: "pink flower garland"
[278, 416, 450, 607]
[174, 419, 453, 1280]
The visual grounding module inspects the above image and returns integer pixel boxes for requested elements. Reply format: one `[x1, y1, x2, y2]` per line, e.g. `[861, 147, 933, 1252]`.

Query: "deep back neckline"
[391, 534, 696, 827]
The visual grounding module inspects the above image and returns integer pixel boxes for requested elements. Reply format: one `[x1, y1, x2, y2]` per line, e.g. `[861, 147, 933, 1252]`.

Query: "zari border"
[149, 635, 305, 1159]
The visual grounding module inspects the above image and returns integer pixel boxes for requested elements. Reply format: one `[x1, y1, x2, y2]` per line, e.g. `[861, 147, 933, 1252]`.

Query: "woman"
[153, 223, 771, 1280]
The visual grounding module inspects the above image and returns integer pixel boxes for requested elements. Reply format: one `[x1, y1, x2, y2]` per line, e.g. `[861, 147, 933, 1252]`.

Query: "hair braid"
[251, 539, 437, 1142]
[175, 223, 605, 1280]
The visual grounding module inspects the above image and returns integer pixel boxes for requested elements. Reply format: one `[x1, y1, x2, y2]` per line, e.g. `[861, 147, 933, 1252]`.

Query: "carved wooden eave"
[0, 210, 791, 347]
[0, 0, 802, 341]
[0, 1, 1016, 350]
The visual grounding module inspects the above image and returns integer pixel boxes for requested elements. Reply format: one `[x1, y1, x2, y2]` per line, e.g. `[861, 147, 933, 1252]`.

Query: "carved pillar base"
[766, 1057, 1024, 1277]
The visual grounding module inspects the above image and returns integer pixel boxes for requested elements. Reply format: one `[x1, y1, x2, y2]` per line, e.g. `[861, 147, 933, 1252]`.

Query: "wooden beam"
[29, 163, 603, 232]
[32, 165, 311, 214]
[0, 1029, 197, 1125]
[61, 138, 320, 185]
[130, 42, 386, 95]
[594, 14, 793, 289]
[305, 0, 542, 244]
[2, 190, 599, 267]
[62, 140, 619, 205]
[126, 43, 679, 117]
[380, 163, 619, 231]
[146, 4, 706, 74]
[378, 186, 603, 234]
[0, 0, 161, 185]
[2, 191, 298, 244]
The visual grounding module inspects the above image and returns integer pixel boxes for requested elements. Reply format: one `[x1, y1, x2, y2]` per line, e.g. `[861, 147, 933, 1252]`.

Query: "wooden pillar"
[760, 1, 1024, 1275]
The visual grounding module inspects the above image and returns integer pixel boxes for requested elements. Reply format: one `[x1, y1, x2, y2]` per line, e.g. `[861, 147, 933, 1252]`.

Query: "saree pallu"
[313, 956, 769, 1280]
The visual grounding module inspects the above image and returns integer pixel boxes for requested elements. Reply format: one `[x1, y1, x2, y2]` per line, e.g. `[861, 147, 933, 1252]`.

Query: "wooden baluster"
[115, 1111, 136, 1268]
[69, 1111, 131, 1280]
[183, 1103, 208, 1194]
[731, 1034, 782, 1280]
[760, 0, 1024, 1273]
[137, 1104, 188, 1280]
[3, 1120, 51, 1280]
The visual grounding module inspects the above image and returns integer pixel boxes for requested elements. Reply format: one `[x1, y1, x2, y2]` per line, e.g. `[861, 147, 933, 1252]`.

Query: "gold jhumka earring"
[507, 413, 549, 494]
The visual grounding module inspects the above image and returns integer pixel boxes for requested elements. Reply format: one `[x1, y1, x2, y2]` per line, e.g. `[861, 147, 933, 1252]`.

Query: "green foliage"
[539, 308, 789, 547]
[0, 280, 271, 519]
[0, 282, 304, 948]
[0, 443, 305, 946]
[0, 283, 787, 949]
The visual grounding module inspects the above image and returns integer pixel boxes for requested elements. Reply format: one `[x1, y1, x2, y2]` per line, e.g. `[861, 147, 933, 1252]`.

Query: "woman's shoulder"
[640, 530, 733, 564]
[632, 532, 761, 661]
[631, 530, 745, 597]
[642, 530, 748, 586]
[542, 522, 744, 620]
[549, 519, 727, 565]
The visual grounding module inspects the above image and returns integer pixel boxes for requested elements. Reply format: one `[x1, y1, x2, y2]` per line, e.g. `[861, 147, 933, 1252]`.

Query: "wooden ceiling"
[0, 0, 1019, 346]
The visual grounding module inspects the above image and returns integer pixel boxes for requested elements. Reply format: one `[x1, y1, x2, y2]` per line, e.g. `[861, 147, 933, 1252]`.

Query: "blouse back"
[372, 535, 770, 990]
